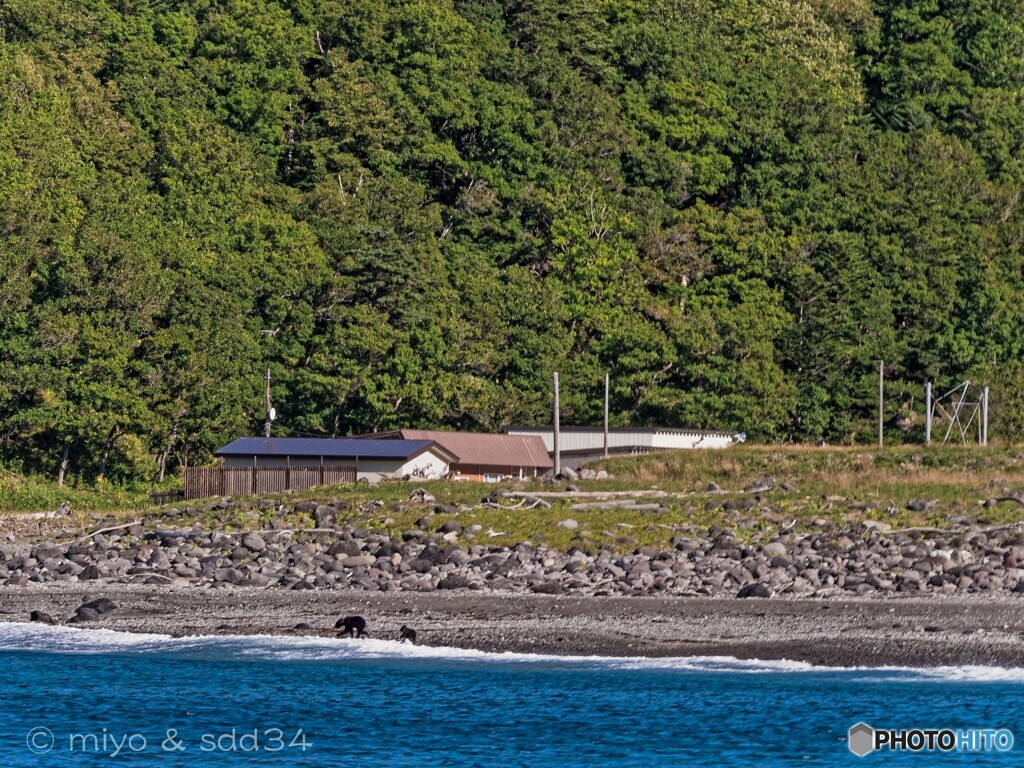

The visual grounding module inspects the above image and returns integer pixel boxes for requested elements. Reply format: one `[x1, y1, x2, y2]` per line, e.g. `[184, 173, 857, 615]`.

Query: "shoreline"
[3, 584, 1024, 668]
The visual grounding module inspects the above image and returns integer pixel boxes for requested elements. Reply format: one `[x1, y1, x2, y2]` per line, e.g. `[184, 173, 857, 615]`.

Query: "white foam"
[0, 623, 1021, 681]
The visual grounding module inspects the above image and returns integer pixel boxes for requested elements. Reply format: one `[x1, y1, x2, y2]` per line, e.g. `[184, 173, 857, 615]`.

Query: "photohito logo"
[848, 722, 1013, 756]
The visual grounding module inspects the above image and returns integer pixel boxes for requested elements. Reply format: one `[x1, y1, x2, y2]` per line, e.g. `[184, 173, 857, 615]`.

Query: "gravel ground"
[3, 584, 1024, 667]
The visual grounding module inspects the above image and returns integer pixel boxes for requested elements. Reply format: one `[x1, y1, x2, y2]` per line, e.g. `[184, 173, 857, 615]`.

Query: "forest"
[2, 0, 1024, 484]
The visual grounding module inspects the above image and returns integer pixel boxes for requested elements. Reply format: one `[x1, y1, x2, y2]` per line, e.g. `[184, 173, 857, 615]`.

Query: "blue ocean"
[0, 623, 1020, 767]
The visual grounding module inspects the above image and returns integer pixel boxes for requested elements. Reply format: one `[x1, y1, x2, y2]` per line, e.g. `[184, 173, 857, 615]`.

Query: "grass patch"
[0, 469, 151, 513]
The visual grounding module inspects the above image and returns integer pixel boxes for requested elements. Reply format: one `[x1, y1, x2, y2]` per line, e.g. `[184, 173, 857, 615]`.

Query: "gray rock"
[81, 597, 116, 615]
[213, 567, 245, 584]
[341, 555, 376, 568]
[73, 606, 100, 622]
[707, 481, 722, 493]
[558, 466, 579, 481]
[532, 580, 563, 595]
[78, 565, 101, 581]
[328, 540, 363, 557]
[557, 519, 579, 530]
[437, 575, 473, 590]
[242, 533, 266, 552]
[313, 506, 339, 527]
[744, 477, 776, 493]
[907, 498, 936, 512]
[736, 583, 773, 598]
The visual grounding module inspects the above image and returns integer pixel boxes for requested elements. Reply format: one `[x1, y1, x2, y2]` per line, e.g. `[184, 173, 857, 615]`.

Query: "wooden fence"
[184, 465, 356, 500]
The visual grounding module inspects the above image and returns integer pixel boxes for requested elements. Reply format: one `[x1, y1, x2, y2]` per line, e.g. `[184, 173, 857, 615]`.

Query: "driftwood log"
[569, 502, 668, 512]
[73, 519, 143, 544]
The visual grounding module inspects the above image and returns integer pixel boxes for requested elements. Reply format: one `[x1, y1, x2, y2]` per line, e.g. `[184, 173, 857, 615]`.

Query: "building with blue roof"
[213, 436, 457, 483]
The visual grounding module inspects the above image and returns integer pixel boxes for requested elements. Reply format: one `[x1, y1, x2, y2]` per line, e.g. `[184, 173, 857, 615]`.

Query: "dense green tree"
[2, 0, 1024, 484]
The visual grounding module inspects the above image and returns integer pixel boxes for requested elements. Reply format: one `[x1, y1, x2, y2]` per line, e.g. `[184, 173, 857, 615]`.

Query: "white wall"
[222, 450, 450, 482]
[507, 427, 738, 452]
[651, 432, 736, 450]
[358, 450, 450, 482]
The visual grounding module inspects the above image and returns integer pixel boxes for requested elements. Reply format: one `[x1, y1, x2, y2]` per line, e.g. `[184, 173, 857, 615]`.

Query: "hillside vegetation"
[3, 0, 1024, 485]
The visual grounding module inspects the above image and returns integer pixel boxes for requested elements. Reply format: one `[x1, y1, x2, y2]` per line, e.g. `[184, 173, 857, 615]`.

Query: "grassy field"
[0, 469, 151, 514]
[4, 445, 1024, 552]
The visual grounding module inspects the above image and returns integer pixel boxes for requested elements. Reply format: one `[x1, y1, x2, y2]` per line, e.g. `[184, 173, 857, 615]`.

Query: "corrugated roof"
[214, 437, 443, 460]
[505, 425, 740, 437]
[395, 430, 553, 469]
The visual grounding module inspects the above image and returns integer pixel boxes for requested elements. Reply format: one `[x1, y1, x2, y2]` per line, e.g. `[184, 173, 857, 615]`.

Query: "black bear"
[335, 615, 367, 638]
[399, 625, 417, 644]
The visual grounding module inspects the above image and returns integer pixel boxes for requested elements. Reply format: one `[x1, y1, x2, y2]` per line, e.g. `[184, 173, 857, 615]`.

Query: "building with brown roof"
[355, 429, 552, 482]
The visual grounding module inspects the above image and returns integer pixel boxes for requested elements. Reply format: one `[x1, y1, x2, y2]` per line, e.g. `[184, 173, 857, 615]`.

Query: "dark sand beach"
[3, 584, 1024, 668]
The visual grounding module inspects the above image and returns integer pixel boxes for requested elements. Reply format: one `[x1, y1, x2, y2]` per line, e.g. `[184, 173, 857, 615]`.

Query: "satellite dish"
[268, 408, 277, 421]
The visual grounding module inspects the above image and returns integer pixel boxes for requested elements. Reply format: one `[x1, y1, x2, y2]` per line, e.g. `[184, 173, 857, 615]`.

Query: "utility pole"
[982, 385, 989, 446]
[603, 371, 610, 458]
[924, 381, 932, 445]
[264, 367, 273, 438]
[553, 372, 561, 478]
[878, 360, 884, 448]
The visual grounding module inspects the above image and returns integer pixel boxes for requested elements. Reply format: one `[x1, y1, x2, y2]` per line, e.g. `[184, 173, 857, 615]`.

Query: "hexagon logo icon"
[849, 722, 875, 757]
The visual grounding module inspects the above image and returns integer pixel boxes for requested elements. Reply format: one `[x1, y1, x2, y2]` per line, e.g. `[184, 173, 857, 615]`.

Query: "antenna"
[264, 367, 275, 438]
[259, 329, 278, 439]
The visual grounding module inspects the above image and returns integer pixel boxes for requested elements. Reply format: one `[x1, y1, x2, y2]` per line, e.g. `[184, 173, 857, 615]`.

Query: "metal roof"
[213, 437, 446, 461]
[504, 425, 740, 437]
[394, 430, 553, 469]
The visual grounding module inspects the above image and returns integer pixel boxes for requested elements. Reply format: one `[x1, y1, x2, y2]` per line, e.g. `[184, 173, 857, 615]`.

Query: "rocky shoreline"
[3, 495, 1024, 600]
[3, 491, 1024, 666]
[3, 585, 1024, 668]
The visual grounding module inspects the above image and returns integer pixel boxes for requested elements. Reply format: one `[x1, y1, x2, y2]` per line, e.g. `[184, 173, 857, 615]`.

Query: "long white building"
[505, 426, 743, 468]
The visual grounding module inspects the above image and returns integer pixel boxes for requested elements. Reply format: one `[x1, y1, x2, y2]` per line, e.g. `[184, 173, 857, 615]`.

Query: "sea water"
[0, 623, 1021, 767]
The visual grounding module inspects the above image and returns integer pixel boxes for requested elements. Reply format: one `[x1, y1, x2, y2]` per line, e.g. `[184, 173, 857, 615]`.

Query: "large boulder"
[744, 477, 776, 493]
[737, 583, 772, 598]
[78, 565, 102, 581]
[341, 555, 376, 569]
[80, 597, 117, 615]
[761, 542, 787, 558]
[532, 580, 564, 595]
[409, 488, 436, 504]
[437, 575, 473, 590]
[72, 606, 100, 622]
[213, 567, 246, 584]
[313, 506, 339, 527]
[241, 533, 266, 552]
